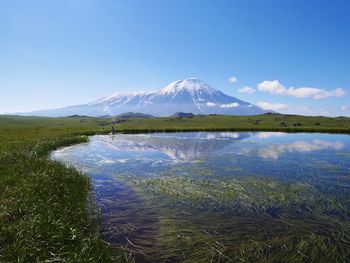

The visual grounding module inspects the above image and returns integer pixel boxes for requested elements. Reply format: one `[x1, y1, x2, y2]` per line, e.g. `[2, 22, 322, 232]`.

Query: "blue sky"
[0, 0, 349, 116]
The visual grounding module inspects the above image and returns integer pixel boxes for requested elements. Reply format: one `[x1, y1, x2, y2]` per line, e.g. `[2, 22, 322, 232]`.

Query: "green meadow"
[0, 116, 116, 262]
[111, 113, 350, 133]
[0, 114, 350, 262]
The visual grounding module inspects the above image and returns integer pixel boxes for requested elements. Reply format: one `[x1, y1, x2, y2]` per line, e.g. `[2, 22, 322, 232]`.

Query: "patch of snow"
[160, 78, 216, 96]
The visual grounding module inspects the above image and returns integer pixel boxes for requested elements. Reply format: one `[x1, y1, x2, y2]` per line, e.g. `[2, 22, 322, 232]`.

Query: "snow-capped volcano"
[20, 78, 267, 117]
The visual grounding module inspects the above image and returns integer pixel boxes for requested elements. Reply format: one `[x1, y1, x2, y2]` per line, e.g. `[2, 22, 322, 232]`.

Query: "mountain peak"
[160, 78, 216, 95]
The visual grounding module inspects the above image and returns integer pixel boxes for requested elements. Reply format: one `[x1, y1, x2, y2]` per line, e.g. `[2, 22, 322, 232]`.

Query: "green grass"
[0, 116, 123, 262]
[112, 113, 350, 133]
[0, 114, 350, 262]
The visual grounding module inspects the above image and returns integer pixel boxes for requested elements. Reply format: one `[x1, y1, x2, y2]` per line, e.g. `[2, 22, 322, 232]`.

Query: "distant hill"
[113, 112, 154, 119]
[171, 112, 195, 117]
[66, 114, 89, 118]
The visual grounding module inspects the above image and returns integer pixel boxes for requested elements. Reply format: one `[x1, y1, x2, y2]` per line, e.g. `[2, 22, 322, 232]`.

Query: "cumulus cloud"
[258, 140, 344, 160]
[228, 76, 238, 83]
[238, 86, 255, 94]
[206, 102, 216, 107]
[220, 102, 239, 108]
[256, 132, 286, 139]
[257, 80, 345, 99]
[236, 139, 344, 160]
[257, 101, 289, 111]
[341, 105, 349, 111]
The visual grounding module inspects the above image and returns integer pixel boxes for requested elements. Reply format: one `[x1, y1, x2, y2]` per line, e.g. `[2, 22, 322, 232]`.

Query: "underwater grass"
[121, 168, 350, 262]
[151, 212, 349, 263]
[130, 175, 348, 217]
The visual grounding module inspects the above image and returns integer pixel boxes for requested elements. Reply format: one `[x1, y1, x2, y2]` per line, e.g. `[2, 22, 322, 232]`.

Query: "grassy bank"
[0, 116, 120, 262]
[111, 113, 350, 133]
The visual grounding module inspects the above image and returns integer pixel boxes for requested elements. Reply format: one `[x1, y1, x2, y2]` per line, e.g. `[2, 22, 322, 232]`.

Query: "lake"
[51, 132, 350, 262]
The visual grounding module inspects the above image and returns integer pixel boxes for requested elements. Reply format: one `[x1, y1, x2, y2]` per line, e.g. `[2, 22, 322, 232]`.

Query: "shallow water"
[51, 132, 350, 262]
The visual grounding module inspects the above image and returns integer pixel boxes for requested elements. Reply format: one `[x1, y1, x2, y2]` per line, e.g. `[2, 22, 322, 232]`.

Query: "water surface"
[51, 132, 350, 262]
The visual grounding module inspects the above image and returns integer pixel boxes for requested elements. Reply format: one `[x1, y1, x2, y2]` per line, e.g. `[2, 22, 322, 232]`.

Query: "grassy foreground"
[0, 114, 349, 262]
[0, 116, 122, 262]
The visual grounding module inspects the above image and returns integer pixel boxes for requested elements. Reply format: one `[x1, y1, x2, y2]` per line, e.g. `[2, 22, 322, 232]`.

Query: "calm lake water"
[51, 132, 350, 262]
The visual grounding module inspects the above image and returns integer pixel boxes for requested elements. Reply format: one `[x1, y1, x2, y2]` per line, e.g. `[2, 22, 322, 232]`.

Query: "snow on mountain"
[19, 78, 267, 117]
[159, 78, 216, 95]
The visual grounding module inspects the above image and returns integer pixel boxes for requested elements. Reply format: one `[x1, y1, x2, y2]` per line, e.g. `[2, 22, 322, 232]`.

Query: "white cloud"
[256, 132, 286, 139]
[228, 76, 238, 83]
[219, 132, 240, 139]
[206, 102, 217, 107]
[341, 105, 349, 111]
[236, 139, 344, 160]
[257, 80, 345, 99]
[220, 102, 239, 108]
[257, 101, 289, 111]
[258, 140, 344, 160]
[257, 80, 285, 94]
[238, 86, 255, 94]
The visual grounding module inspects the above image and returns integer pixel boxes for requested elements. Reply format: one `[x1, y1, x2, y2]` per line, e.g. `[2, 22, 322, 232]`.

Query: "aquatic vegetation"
[155, 215, 349, 262]
[130, 175, 346, 216]
[127, 173, 350, 262]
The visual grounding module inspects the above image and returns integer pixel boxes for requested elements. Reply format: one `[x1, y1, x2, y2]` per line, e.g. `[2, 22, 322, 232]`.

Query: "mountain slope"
[19, 78, 267, 117]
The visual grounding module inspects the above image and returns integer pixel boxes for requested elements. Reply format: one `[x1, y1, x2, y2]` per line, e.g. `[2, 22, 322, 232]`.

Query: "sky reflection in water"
[52, 132, 350, 179]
